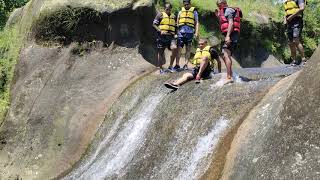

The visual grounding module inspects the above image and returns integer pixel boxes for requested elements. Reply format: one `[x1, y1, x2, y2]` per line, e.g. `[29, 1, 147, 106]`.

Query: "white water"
[151, 116, 230, 180]
[176, 117, 229, 180]
[213, 73, 243, 88]
[65, 94, 163, 180]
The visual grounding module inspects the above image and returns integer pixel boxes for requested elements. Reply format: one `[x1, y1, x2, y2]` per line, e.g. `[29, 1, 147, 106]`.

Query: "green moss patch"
[32, 6, 104, 44]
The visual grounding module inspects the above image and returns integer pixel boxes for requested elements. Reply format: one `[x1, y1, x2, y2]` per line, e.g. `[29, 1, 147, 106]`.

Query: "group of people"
[153, 0, 306, 90]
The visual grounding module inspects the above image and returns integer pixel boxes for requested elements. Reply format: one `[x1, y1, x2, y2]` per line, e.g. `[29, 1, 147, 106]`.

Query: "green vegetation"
[0, 26, 23, 124]
[0, 0, 28, 29]
[0, 0, 28, 124]
[33, 6, 103, 44]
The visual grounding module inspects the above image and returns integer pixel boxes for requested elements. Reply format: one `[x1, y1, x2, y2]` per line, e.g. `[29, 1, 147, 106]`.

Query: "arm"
[153, 24, 161, 32]
[175, 12, 180, 38]
[217, 56, 222, 73]
[194, 11, 199, 38]
[195, 21, 199, 39]
[153, 12, 163, 33]
[287, 2, 305, 22]
[225, 18, 234, 44]
[224, 8, 235, 44]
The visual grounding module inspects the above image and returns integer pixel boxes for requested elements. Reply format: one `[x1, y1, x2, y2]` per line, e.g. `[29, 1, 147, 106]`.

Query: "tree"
[0, 0, 29, 29]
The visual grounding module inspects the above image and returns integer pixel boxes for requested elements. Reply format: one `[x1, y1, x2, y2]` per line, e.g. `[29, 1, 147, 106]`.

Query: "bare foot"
[223, 77, 234, 85]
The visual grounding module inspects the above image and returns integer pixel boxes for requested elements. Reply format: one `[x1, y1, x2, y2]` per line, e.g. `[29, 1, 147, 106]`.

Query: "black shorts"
[191, 65, 212, 79]
[287, 17, 303, 41]
[221, 31, 239, 54]
[157, 34, 176, 49]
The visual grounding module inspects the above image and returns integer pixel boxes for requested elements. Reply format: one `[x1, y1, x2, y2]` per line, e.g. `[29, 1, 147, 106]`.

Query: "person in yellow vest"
[176, 0, 199, 70]
[284, 0, 306, 65]
[153, 3, 178, 74]
[164, 39, 220, 90]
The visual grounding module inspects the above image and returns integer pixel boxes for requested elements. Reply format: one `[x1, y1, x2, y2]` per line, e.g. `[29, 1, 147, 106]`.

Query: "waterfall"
[65, 94, 164, 180]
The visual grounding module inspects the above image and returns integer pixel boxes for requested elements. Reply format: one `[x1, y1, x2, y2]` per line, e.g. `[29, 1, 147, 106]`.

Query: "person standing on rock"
[215, 0, 242, 84]
[164, 39, 219, 90]
[153, 3, 178, 74]
[176, 0, 199, 71]
[283, 0, 306, 66]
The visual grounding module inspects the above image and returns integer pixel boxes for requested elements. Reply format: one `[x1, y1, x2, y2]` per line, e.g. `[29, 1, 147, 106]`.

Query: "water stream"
[64, 67, 300, 180]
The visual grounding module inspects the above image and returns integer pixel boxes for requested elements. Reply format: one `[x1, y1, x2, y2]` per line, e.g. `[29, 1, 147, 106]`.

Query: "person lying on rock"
[164, 38, 220, 90]
[153, 3, 178, 74]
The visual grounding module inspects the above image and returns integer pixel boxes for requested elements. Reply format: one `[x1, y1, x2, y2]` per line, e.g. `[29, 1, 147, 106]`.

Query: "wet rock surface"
[222, 47, 320, 180]
[63, 67, 300, 180]
[2, 0, 319, 179]
[0, 43, 154, 179]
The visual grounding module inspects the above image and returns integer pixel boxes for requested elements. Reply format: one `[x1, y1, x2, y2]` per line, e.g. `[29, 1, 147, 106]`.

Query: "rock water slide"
[61, 67, 299, 180]
[1, 0, 319, 179]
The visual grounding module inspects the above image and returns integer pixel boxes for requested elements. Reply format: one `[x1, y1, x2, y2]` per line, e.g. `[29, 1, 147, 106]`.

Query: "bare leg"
[170, 48, 178, 67]
[185, 44, 191, 66]
[173, 72, 194, 86]
[217, 56, 222, 73]
[293, 38, 305, 61]
[176, 47, 182, 67]
[222, 48, 233, 80]
[289, 41, 297, 62]
[158, 48, 165, 69]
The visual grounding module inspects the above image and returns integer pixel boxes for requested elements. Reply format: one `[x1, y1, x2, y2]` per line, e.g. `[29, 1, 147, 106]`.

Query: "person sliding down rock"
[164, 39, 220, 90]
[215, 0, 242, 84]
[283, 0, 307, 66]
[176, 0, 199, 71]
[153, 3, 178, 74]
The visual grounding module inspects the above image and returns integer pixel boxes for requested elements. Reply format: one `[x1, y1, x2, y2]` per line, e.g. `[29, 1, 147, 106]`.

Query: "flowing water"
[64, 67, 300, 180]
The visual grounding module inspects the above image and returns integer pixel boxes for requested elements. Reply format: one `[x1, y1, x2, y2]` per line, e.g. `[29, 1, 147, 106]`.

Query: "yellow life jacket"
[284, 0, 301, 17]
[178, 7, 195, 28]
[192, 46, 212, 66]
[159, 12, 176, 35]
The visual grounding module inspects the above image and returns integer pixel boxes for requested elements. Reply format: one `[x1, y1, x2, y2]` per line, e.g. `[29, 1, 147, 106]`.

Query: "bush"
[0, 27, 22, 125]
[32, 6, 103, 44]
[0, 0, 29, 29]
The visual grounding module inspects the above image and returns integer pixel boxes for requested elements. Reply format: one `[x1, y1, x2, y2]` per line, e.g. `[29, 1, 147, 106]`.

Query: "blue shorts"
[177, 33, 194, 48]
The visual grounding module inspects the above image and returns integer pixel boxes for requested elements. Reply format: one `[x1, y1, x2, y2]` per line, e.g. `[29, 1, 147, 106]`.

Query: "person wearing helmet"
[153, 3, 178, 74]
[284, 0, 306, 66]
[176, 0, 199, 71]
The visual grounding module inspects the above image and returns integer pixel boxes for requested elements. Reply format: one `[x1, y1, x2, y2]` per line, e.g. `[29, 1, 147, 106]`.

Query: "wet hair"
[165, 3, 172, 9]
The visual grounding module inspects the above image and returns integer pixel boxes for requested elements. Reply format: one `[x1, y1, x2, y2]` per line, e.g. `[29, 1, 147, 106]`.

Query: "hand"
[196, 74, 201, 80]
[287, 15, 293, 22]
[161, 31, 168, 35]
[283, 17, 287, 25]
[194, 32, 199, 40]
[225, 36, 231, 45]
[214, 9, 219, 17]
